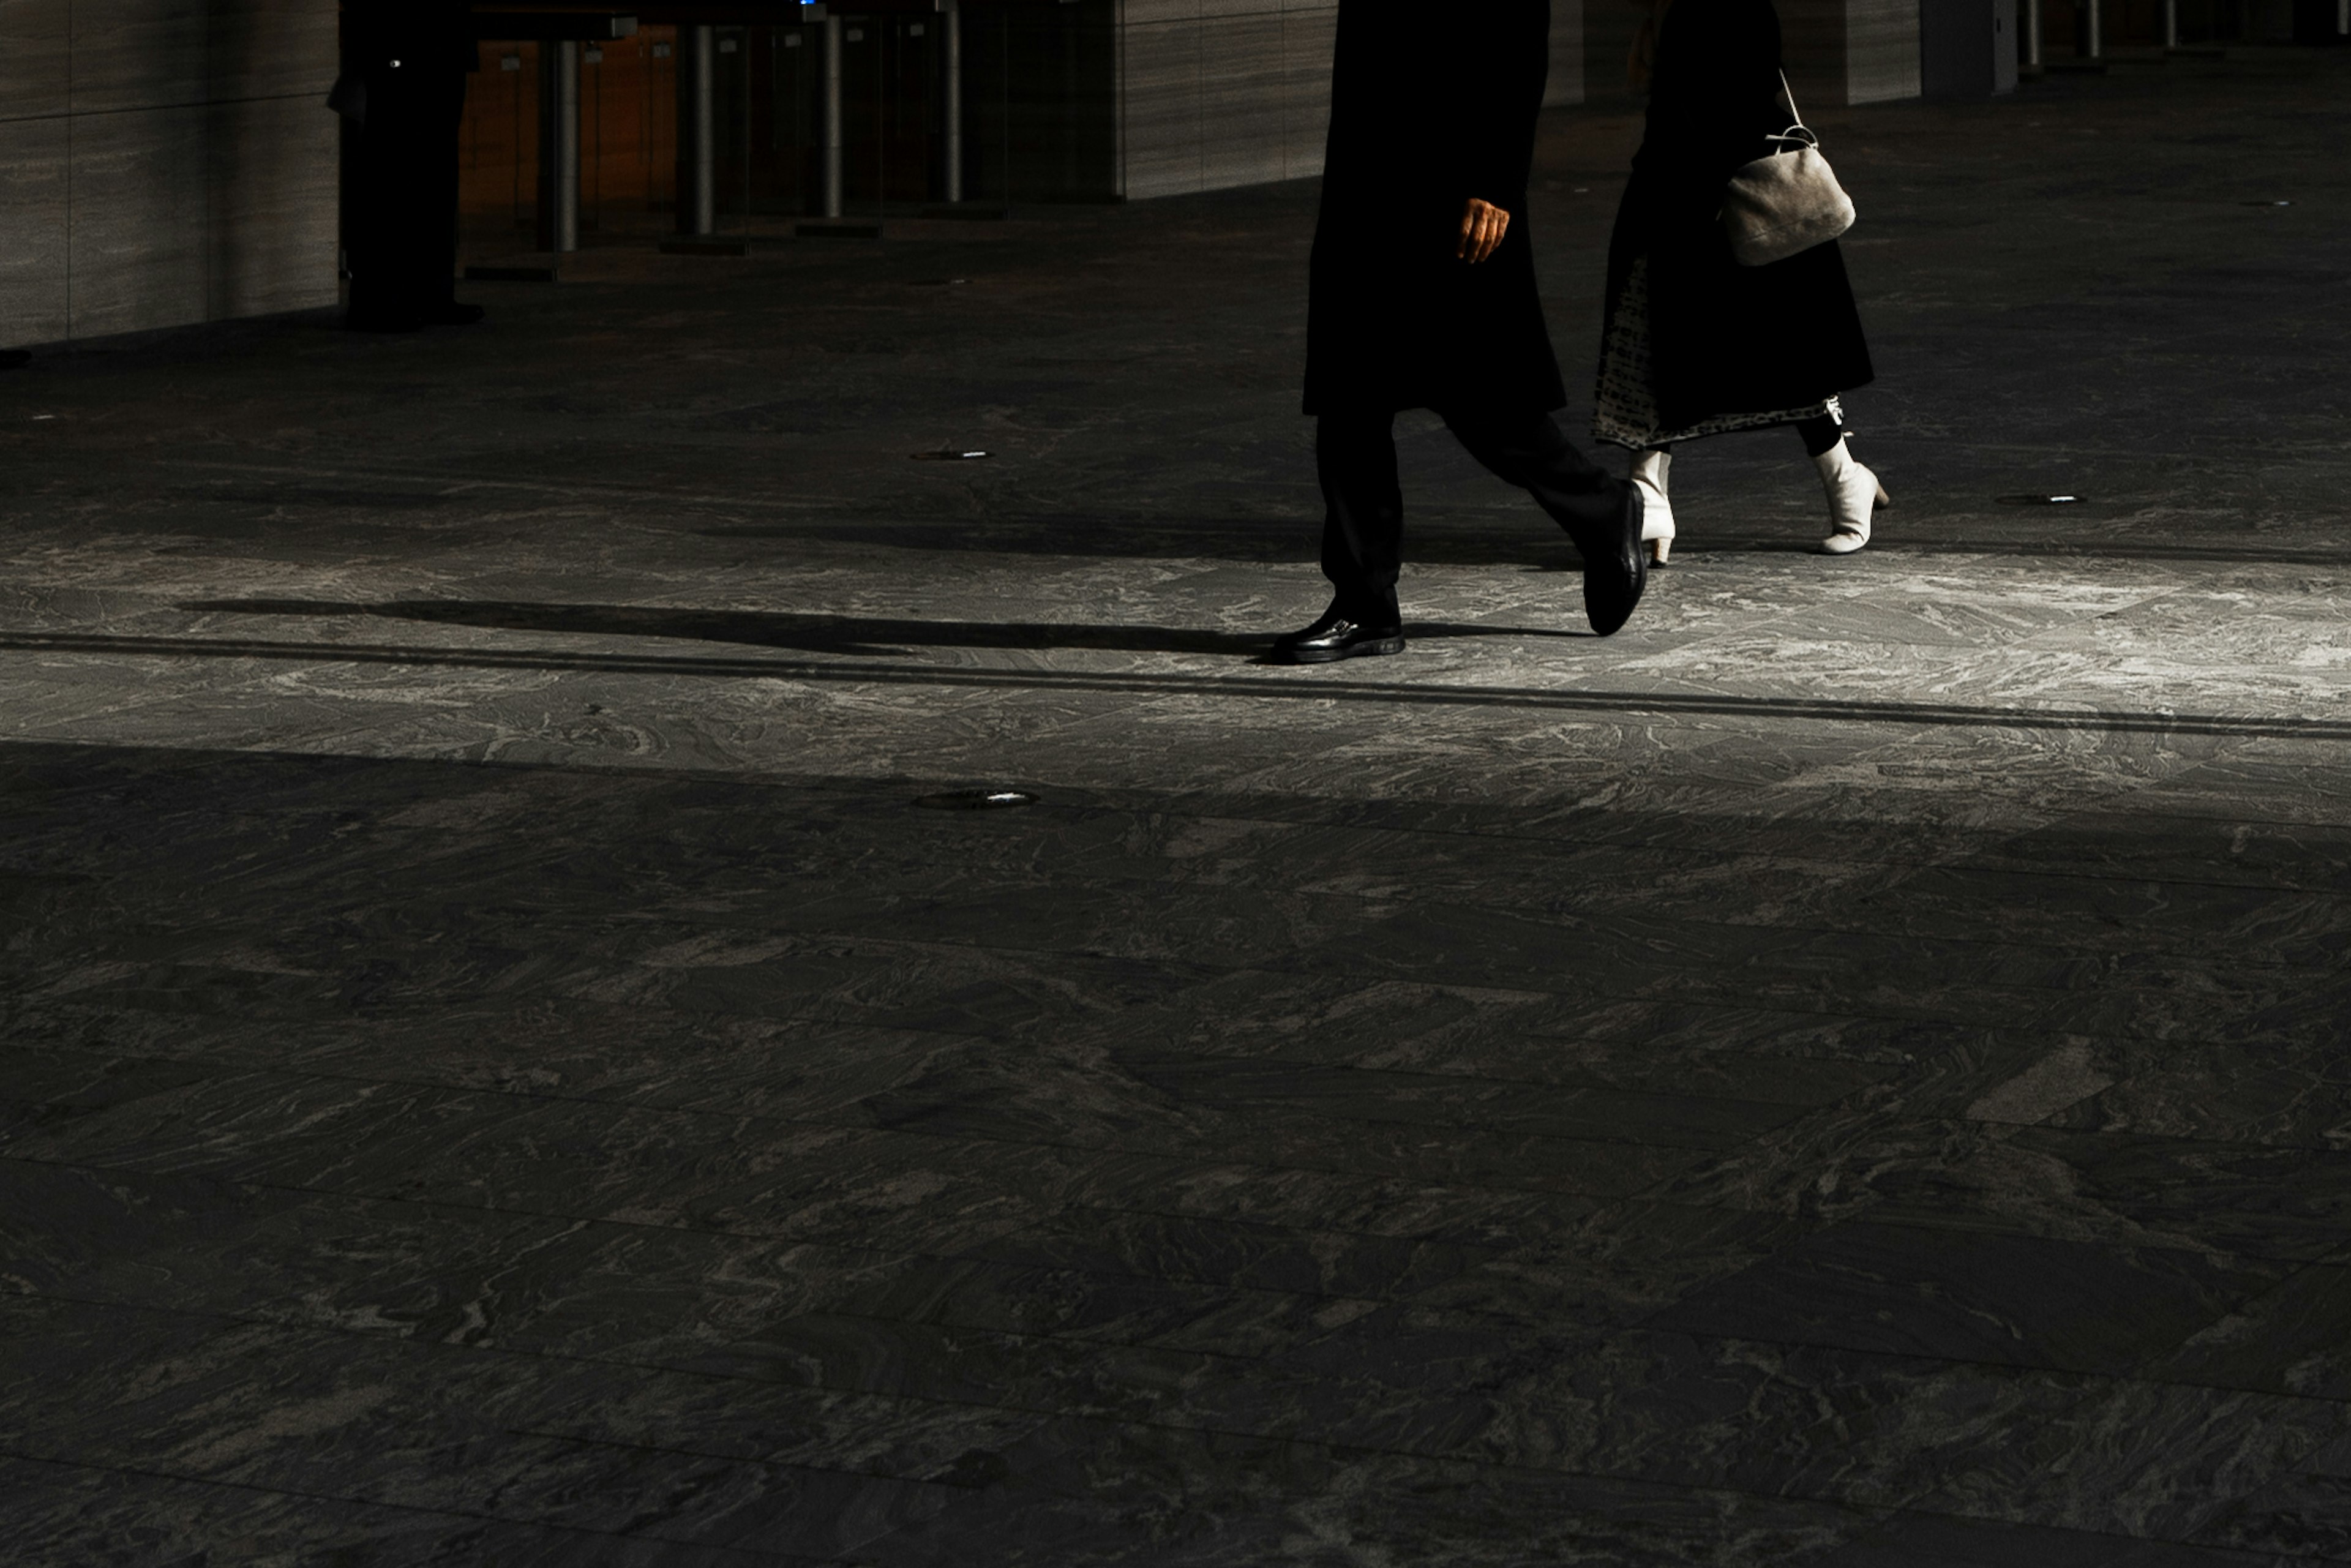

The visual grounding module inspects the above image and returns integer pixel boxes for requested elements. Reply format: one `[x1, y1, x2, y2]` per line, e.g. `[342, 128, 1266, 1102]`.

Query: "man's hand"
[1457, 198, 1510, 264]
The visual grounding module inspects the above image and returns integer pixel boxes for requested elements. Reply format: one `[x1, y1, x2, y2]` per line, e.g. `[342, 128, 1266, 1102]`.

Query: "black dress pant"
[348, 75, 467, 324]
[1317, 407, 1627, 623]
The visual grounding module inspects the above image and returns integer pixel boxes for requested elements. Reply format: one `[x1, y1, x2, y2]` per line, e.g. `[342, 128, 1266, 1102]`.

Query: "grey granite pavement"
[2, 49, 2349, 1567]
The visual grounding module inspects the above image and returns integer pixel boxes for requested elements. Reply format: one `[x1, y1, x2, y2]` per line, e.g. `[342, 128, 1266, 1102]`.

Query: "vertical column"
[943, 0, 964, 203]
[2025, 0, 2043, 67]
[679, 24, 717, 235]
[538, 39, 581, 253]
[2339, 0, 2347, 34]
[823, 13, 845, 217]
[686, 25, 714, 233]
[2164, 0, 2179, 46]
[2085, 0, 2103, 56]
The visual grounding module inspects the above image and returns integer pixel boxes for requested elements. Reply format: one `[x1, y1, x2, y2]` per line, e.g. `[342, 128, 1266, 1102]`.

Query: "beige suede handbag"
[1720, 73, 1856, 266]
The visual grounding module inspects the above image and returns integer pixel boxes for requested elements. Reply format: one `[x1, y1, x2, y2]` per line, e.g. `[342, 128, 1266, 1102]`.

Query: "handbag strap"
[1777, 70, 1807, 130]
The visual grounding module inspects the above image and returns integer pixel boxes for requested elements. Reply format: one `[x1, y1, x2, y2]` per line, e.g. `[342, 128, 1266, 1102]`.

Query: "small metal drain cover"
[912, 449, 992, 461]
[915, 789, 1038, 811]
[1995, 493, 2085, 505]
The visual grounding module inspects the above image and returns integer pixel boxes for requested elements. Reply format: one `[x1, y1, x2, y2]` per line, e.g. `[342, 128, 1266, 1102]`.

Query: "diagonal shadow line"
[177, 598, 1580, 658]
[5, 629, 2348, 743]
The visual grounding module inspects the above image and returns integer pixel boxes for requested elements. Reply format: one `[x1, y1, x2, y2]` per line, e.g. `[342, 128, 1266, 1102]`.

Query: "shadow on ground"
[183, 598, 1591, 656]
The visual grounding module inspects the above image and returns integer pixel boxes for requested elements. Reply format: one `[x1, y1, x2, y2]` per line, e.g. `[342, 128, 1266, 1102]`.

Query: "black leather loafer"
[1578, 480, 1648, 637]
[1273, 607, 1406, 664]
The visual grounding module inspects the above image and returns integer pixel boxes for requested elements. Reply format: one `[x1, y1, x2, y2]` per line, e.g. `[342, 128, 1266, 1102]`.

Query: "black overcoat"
[344, 0, 479, 94]
[342, 0, 476, 316]
[1605, 0, 1874, 430]
[1303, 0, 1565, 416]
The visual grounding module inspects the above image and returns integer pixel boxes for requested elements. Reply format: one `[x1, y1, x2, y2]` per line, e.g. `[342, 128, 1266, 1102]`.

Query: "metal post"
[2025, 0, 2042, 67]
[943, 0, 963, 204]
[2164, 0, 2179, 45]
[538, 40, 580, 253]
[681, 25, 716, 234]
[2086, 0, 2103, 56]
[2339, 0, 2347, 35]
[823, 13, 844, 217]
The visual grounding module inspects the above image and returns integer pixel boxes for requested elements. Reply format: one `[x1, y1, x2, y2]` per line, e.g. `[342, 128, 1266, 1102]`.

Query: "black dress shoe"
[0, 349, 29, 370]
[1274, 606, 1406, 664]
[1577, 479, 1648, 637]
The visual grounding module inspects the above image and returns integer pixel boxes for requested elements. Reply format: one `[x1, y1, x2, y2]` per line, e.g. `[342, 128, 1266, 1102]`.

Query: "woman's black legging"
[1795, 411, 1845, 457]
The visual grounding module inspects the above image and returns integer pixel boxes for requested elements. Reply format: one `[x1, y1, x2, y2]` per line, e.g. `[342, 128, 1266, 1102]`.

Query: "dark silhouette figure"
[340, 0, 482, 332]
[1282, 0, 1645, 663]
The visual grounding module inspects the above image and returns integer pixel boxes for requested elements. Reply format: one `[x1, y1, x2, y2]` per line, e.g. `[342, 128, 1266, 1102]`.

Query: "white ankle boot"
[1815, 437, 1888, 555]
[1631, 449, 1674, 565]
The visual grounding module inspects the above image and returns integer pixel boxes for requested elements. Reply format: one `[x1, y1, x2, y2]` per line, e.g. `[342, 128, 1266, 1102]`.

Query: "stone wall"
[1783, 0, 1924, 105]
[1584, 0, 1922, 109]
[0, 0, 340, 348]
[1547, 0, 1589, 108]
[1117, 0, 1586, 201]
[1845, 0, 1924, 100]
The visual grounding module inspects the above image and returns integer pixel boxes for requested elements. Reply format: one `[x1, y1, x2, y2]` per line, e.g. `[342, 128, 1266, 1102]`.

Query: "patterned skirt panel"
[1592, 256, 1832, 451]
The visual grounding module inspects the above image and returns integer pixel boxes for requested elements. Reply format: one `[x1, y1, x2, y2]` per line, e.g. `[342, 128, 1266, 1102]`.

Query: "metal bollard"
[943, 0, 964, 205]
[823, 15, 844, 219]
[538, 40, 580, 252]
[683, 26, 716, 235]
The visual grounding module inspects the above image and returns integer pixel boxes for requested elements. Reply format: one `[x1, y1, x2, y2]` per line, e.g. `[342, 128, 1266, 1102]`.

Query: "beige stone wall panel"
[1281, 2, 1336, 179]
[1119, 0, 1338, 200]
[70, 0, 210, 115]
[1847, 0, 1923, 102]
[0, 118, 70, 345]
[1199, 13, 1288, 192]
[0, 0, 73, 122]
[208, 0, 339, 103]
[1121, 18, 1204, 199]
[1, 0, 340, 345]
[207, 95, 340, 321]
[1547, 0, 1586, 107]
[67, 105, 212, 339]
[1780, 0, 1922, 106]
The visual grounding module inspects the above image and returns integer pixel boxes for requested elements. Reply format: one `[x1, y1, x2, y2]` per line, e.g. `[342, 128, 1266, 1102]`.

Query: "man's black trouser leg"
[1441, 406, 1626, 548]
[1316, 411, 1405, 626]
[349, 81, 466, 326]
[414, 84, 465, 312]
[1318, 407, 1630, 621]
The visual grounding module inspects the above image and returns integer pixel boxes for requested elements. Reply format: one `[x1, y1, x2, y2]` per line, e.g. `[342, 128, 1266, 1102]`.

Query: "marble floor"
[4, 50, 2351, 1568]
